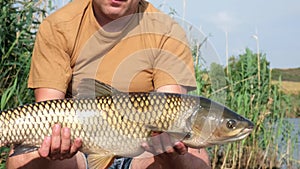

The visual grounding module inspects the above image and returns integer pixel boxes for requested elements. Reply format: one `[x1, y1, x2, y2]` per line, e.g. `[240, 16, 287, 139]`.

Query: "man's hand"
[146, 149, 211, 169]
[135, 132, 211, 169]
[34, 88, 82, 160]
[38, 124, 82, 160]
[136, 132, 211, 169]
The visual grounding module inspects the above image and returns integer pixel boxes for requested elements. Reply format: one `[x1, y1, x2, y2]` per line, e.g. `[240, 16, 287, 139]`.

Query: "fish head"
[182, 97, 254, 148]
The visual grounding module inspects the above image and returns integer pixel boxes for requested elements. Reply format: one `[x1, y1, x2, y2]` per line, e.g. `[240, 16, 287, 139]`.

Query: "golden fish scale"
[0, 93, 197, 156]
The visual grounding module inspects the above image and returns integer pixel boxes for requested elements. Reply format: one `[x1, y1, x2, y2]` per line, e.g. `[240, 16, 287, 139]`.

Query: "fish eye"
[226, 119, 237, 129]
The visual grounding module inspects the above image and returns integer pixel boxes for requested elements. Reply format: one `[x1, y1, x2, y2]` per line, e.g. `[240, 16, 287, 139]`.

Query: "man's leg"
[131, 148, 211, 169]
[6, 151, 87, 169]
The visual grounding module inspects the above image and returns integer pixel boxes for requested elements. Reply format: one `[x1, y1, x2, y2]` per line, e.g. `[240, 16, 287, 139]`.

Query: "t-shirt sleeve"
[152, 22, 196, 91]
[27, 20, 72, 93]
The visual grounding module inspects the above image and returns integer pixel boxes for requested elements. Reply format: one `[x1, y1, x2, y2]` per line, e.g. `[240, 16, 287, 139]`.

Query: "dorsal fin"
[76, 78, 121, 98]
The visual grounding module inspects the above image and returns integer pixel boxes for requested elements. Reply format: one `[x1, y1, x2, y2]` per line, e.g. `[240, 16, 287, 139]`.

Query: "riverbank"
[272, 80, 300, 118]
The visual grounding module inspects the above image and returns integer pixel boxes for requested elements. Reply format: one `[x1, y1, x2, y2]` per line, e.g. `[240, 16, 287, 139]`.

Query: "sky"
[148, 0, 300, 68]
[55, 0, 300, 68]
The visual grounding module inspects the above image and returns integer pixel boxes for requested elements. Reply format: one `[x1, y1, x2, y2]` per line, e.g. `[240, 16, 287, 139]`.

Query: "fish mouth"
[209, 127, 254, 145]
[236, 128, 253, 139]
[226, 127, 253, 142]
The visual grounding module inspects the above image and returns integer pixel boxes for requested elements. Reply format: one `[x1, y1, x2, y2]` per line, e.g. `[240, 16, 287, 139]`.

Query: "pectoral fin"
[167, 131, 192, 140]
[87, 151, 115, 169]
[145, 124, 163, 133]
[9, 144, 39, 157]
[145, 125, 190, 140]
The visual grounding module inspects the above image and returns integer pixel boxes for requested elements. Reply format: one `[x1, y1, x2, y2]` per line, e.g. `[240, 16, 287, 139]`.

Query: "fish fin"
[167, 131, 192, 140]
[9, 144, 39, 157]
[87, 152, 115, 169]
[76, 78, 121, 98]
[145, 106, 198, 141]
[145, 125, 190, 140]
[145, 124, 163, 132]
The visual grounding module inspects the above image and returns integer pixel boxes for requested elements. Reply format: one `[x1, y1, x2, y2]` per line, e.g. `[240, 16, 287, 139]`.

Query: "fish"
[0, 78, 254, 169]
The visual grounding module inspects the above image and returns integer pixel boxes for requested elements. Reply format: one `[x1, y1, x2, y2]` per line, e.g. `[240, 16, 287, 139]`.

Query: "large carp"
[0, 79, 254, 169]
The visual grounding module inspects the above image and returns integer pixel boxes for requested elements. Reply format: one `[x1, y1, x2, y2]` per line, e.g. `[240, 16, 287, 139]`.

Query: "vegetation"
[271, 66, 300, 117]
[0, 0, 38, 109]
[272, 80, 300, 117]
[0, 0, 299, 169]
[0, 0, 49, 166]
[290, 93, 300, 117]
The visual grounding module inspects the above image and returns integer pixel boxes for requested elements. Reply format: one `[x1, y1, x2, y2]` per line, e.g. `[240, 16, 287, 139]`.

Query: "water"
[277, 118, 300, 169]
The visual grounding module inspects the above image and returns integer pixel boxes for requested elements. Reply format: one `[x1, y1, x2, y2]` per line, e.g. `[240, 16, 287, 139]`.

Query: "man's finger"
[174, 142, 188, 155]
[160, 132, 174, 153]
[38, 136, 51, 157]
[60, 127, 71, 156]
[151, 132, 164, 155]
[69, 138, 82, 157]
[50, 124, 61, 158]
[141, 142, 153, 152]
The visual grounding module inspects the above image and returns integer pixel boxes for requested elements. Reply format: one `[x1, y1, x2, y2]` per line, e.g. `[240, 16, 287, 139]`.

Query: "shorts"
[108, 157, 133, 169]
[83, 153, 133, 169]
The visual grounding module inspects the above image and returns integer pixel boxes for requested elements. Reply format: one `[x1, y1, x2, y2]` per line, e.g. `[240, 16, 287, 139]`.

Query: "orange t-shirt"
[28, 0, 196, 95]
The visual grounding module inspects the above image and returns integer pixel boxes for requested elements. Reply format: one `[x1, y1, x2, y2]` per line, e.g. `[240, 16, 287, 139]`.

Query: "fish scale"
[0, 79, 254, 169]
[73, 94, 185, 157]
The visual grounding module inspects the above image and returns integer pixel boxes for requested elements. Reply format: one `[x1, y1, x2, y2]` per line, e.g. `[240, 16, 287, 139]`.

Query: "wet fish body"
[0, 80, 254, 169]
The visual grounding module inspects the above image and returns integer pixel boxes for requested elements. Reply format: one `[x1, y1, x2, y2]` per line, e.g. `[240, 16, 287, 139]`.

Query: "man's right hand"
[34, 88, 82, 160]
[38, 124, 82, 160]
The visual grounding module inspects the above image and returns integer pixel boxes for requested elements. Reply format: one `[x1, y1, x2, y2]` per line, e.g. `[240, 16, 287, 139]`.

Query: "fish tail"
[0, 111, 3, 146]
[0, 110, 8, 147]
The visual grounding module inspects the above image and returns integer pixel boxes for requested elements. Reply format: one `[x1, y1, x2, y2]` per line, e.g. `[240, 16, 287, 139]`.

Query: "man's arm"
[34, 88, 65, 101]
[156, 84, 187, 94]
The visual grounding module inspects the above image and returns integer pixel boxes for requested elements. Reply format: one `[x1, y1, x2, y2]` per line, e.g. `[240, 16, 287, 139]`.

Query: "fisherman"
[7, 0, 211, 168]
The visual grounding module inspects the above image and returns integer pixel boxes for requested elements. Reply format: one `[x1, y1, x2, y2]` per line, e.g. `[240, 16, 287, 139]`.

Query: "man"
[7, 0, 211, 168]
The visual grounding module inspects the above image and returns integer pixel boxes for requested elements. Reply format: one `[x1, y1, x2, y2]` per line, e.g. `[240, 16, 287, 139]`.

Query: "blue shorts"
[83, 154, 132, 169]
[108, 157, 133, 169]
